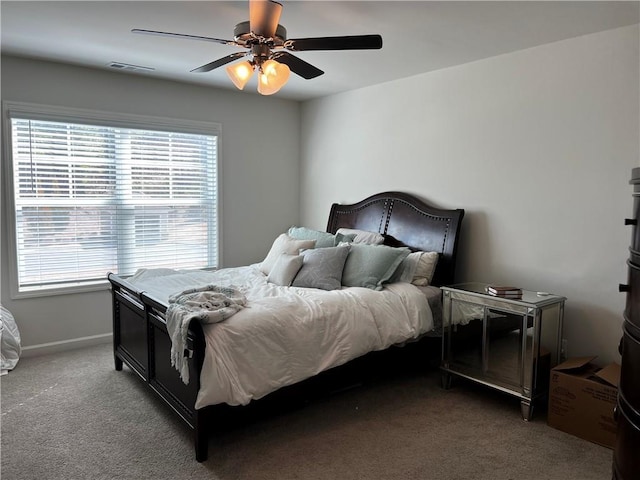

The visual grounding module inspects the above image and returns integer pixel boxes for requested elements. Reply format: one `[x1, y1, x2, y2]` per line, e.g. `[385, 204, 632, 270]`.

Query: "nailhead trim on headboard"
[326, 192, 464, 286]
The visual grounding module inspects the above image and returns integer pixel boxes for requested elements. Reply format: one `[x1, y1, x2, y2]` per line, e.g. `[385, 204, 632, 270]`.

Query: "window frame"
[2, 101, 222, 299]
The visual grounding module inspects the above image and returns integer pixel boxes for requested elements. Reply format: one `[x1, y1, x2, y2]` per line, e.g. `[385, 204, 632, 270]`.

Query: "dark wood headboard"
[326, 191, 464, 287]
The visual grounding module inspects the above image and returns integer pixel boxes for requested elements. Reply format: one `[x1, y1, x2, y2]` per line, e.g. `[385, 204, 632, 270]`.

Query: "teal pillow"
[292, 245, 350, 290]
[342, 244, 411, 290]
[288, 226, 355, 248]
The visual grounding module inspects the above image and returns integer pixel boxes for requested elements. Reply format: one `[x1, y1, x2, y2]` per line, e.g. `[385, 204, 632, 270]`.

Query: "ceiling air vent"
[107, 62, 155, 72]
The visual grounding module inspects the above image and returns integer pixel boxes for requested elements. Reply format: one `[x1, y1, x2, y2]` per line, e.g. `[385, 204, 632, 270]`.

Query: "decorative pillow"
[411, 251, 439, 286]
[336, 228, 384, 245]
[288, 226, 337, 248]
[342, 244, 411, 290]
[390, 252, 420, 284]
[267, 254, 304, 286]
[260, 234, 316, 275]
[291, 245, 350, 290]
[334, 232, 357, 244]
[390, 251, 439, 286]
[288, 226, 356, 248]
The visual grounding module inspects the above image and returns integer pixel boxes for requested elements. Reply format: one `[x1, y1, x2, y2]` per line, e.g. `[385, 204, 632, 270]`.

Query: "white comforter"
[127, 265, 435, 408]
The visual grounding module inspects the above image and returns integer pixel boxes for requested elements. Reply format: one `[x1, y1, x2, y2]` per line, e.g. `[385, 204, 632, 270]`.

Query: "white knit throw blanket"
[166, 284, 247, 384]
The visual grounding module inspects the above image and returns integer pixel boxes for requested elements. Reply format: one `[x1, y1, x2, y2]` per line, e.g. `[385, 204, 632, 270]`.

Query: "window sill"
[12, 279, 111, 299]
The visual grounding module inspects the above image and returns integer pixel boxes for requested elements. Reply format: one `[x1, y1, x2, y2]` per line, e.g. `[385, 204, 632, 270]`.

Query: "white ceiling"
[2, 1, 639, 101]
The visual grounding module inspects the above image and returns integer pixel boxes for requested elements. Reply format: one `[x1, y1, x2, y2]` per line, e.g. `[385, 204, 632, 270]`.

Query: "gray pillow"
[291, 245, 350, 290]
[267, 254, 304, 286]
[342, 244, 411, 290]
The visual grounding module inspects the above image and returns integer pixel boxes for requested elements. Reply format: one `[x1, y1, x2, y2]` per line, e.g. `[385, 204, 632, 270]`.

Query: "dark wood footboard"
[108, 273, 210, 461]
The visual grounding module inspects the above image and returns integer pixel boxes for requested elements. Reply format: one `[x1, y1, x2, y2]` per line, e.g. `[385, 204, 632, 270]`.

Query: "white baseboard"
[20, 333, 112, 358]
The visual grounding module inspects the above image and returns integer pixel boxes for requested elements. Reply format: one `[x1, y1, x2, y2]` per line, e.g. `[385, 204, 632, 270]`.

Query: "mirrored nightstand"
[440, 282, 566, 420]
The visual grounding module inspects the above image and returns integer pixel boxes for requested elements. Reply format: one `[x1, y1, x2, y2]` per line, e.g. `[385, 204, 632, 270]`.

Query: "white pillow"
[392, 251, 439, 286]
[411, 251, 439, 286]
[393, 253, 420, 283]
[336, 228, 384, 245]
[267, 254, 304, 286]
[260, 234, 316, 275]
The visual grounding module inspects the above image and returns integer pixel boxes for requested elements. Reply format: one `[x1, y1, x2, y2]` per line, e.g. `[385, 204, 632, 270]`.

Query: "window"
[3, 103, 219, 296]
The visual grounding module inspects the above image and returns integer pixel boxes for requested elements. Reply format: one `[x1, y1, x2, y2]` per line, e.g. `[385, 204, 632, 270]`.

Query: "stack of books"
[486, 285, 522, 299]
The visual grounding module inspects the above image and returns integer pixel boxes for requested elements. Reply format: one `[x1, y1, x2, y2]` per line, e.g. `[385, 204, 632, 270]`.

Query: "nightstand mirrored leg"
[441, 371, 452, 390]
[521, 399, 533, 421]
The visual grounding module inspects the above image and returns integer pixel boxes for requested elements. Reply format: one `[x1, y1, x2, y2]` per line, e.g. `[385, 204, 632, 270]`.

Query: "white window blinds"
[8, 114, 218, 293]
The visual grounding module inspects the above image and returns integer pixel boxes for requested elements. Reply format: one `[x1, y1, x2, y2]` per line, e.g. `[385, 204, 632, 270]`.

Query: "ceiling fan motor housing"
[233, 21, 287, 47]
[251, 44, 272, 62]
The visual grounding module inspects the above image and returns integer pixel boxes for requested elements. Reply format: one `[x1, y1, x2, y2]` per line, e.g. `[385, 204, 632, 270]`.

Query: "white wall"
[300, 25, 640, 365]
[3, 24, 638, 363]
[1, 56, 301, 352]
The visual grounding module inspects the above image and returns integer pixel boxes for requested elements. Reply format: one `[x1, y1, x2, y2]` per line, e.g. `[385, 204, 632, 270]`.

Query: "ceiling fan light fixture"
[133, 0, 383, 96]
[257, 59, 290, 95]
[226, 60, 254, 90]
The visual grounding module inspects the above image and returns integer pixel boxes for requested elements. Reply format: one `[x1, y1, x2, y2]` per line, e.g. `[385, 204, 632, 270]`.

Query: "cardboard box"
[547, 356, 621, 449]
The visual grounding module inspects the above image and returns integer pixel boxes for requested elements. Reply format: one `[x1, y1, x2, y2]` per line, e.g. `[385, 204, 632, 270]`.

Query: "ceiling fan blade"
[249, 0, 282, 38]
[272, 52, 323, 80]
[132, 29, 235, 46]
[286, 35, 383, 51]
[191, 53, 248, 73]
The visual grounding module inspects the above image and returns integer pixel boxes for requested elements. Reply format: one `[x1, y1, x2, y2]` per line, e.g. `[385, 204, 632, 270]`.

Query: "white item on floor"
[1, 305, 21, 374]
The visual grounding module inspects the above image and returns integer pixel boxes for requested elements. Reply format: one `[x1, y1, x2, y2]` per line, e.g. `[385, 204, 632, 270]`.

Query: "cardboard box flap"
[553, 356, 598, 371]
[595, 363, 621, 387]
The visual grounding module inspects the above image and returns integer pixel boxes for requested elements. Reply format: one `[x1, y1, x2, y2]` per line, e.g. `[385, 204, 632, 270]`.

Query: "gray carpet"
[1, 343, 612, 480]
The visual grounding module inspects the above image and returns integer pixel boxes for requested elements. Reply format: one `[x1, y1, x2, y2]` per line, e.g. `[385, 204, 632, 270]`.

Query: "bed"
[108, 191, 464, 461]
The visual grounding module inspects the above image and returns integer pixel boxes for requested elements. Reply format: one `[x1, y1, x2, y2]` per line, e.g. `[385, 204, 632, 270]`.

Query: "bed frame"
[108, 191, 464, 462]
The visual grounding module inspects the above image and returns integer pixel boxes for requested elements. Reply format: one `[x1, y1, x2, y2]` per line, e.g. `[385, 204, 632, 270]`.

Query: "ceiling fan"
[132, 0, 383, 95]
